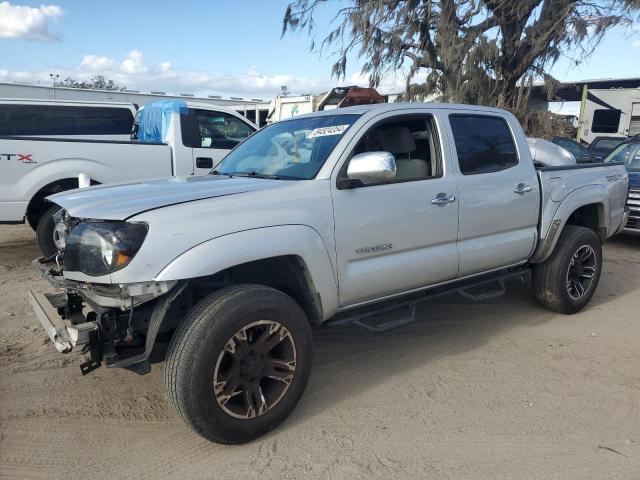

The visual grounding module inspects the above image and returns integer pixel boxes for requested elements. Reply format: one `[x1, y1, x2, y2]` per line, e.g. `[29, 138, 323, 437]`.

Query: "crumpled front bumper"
[30, 256, 103, 374]
[30, 256, 184, 375]
[28, 289, 97, 353]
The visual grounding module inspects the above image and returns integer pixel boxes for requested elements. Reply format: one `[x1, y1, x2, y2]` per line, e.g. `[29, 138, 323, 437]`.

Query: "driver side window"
[193, 110, 254, 149]
[348, 115, 442, 184]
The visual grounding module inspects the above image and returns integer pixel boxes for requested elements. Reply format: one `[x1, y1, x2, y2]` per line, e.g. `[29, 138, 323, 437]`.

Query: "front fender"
[154, 225, 339, 320]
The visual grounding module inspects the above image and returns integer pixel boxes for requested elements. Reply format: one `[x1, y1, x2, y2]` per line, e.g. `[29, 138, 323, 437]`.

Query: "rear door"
[188, 109, 256, 175]
[446, 113, 539, 276]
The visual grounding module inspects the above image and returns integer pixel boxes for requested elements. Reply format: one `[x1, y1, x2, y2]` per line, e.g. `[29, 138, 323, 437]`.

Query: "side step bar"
[329, 266, 530, 333]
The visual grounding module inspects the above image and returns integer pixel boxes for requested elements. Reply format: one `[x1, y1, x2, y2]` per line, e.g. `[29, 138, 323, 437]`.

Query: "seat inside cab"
[352, 117, 440, 181]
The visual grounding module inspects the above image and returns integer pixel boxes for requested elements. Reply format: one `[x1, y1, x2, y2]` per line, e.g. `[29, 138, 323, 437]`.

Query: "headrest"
[381, 126, 416, 154]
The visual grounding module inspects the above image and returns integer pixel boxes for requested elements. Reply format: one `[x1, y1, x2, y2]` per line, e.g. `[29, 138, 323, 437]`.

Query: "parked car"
[552, 136, 600, 163]
[528, 137, 576, 166]
[0, 98, 136, 140]
[0, 100, 256, 256]
[604, 135, 640, 234]
[589, 135, 625, 159]
[30, 103, 629, 444]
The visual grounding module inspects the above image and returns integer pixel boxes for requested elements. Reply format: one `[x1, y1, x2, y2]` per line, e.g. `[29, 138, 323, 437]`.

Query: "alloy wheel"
[565, 244, 597, 300]
[213, 320, 297, 419]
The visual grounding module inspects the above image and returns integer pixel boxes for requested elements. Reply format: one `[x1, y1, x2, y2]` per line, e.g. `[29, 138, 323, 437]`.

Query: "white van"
[0, 99, 137, 140]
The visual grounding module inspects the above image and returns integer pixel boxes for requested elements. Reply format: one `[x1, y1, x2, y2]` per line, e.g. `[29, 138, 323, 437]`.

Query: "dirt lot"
[1, 224, 639, 480]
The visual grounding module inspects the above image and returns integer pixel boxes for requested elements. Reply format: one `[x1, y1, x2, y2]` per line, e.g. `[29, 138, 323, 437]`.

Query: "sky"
[1, 0, 639, 113]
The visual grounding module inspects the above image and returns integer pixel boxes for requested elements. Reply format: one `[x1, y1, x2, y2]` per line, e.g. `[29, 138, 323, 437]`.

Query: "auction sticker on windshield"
[308, 125, 350, 138]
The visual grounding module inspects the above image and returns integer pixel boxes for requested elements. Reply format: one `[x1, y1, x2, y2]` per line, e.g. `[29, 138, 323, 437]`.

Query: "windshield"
[591, 138, 623, 156]
[555, 137, 585, 154]
[214, 114, 360, 179]
[604, 142, 640, 170]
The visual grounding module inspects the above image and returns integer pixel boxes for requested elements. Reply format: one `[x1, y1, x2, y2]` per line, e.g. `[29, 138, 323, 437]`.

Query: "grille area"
[626, 188, 640, 230]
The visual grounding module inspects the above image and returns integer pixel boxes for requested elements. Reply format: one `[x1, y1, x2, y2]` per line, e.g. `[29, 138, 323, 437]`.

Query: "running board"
[458, 280, 506, 302]
[351, 302, 416, 333]
[328, 266, 530, 333]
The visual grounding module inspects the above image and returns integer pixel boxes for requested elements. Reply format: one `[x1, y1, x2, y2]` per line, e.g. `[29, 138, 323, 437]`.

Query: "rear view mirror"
[345, 151, 396, 186]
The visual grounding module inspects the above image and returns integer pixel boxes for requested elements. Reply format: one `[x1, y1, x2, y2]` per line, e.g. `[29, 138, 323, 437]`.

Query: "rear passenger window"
[449, 115, 518, 175]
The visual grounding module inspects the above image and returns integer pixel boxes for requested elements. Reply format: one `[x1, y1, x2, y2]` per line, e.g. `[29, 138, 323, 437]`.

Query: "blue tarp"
[136, 100, 188, 143]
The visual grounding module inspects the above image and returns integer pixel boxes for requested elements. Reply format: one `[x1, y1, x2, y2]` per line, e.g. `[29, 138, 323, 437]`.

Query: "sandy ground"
[0, 224, 639, 480]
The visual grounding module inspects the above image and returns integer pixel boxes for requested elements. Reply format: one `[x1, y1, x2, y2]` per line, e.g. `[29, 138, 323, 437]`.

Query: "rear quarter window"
[449, 115, 518, 175]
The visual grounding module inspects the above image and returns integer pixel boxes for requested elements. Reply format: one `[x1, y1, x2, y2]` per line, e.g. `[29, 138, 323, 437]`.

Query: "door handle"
[431, 193, 456, 205]
[513, 183, 533, 194]
[196, 157, 214, 169]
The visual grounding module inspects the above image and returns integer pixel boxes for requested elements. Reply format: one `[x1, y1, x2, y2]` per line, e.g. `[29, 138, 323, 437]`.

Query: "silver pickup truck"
[29, 103, 629, 444]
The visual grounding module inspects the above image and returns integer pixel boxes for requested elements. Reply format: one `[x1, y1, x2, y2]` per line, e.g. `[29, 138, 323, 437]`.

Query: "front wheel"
[532, 225, 602, 314]
[36, 205, 64, 258]
[165, 284, 313, 444]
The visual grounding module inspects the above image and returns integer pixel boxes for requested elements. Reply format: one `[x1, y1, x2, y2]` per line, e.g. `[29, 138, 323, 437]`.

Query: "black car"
[589, 136, 625, 159]
[604, 136, 640, 234]
[552, 136, 600, 163]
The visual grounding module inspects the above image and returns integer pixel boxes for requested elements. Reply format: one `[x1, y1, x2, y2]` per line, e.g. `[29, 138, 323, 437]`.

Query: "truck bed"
[0, 136, 172, 222]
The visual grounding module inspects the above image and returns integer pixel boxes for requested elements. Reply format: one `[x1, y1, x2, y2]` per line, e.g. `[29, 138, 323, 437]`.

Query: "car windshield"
[591, 138, 623, 156]
[604, 142, 640, 170]
[555, 137, 586, 154]
[213, 114, 360, 179]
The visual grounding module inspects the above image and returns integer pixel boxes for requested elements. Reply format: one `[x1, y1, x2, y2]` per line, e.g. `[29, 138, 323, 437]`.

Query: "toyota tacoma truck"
[29, 103, 629, 444]
[0, 100, 256, 256]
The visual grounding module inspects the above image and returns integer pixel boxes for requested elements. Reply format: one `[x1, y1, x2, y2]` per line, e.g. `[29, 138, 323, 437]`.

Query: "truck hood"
[48, 175, 290, 220]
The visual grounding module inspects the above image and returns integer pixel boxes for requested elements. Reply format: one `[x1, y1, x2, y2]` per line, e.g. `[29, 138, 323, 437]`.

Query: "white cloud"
[633, 40, 640, 49]
[119, 50, 147, 74]
[0, 1, 63, 42]
[0, 50, 411, 99]
[81, 54, 114, 70]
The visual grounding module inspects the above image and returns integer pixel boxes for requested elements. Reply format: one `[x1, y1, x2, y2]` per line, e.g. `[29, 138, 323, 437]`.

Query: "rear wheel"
[36, 205, 64, 258]
[532, 225, 602, 314]
[165, 284, 313, 444]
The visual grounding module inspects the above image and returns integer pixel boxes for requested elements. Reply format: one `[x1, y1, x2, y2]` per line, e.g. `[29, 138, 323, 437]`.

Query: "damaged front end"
[30, 211, 186, 375]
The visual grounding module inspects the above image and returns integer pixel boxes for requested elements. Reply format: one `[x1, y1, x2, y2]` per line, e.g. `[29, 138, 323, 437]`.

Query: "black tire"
[165, 284, 313, 444]
[36, 205, 62, 258]
[27, 215, 39, 232]
[532, 225, 602, 314]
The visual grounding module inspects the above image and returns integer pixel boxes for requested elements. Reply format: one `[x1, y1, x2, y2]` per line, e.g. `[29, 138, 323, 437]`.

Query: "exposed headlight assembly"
[64, 222, 148, 276]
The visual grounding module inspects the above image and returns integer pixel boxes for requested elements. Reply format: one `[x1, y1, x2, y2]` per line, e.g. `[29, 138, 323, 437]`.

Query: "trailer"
[577, 86, 640, 145]
[267, 86, 385, 123]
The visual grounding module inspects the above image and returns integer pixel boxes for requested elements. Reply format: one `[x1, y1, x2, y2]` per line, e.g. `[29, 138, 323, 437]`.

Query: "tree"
[282, 0, 640, 113]
[55, 75, 124, 91]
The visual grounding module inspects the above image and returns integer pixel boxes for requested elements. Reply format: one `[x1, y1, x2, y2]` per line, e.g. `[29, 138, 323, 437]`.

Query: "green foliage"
[55, 75, 124, 91]
[283, 0, 640, 114]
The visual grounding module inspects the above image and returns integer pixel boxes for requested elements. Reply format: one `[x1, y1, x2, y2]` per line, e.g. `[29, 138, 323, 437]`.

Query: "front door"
[191, 109, 255, 175]
[332, 114, 460, 307]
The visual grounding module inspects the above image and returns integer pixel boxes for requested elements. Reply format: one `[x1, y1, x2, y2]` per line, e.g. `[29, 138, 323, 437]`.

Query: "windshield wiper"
[227, 171, 280, 180]
[210, 170, 232, 177]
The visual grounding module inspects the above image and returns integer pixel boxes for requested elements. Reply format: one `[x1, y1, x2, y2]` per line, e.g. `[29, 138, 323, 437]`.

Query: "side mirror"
[344, 151, 396, 187]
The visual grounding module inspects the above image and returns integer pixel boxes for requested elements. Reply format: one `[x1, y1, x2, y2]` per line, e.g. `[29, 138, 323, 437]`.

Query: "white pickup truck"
[0, 100, 256, 256]
[30, 103, 629, 444]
